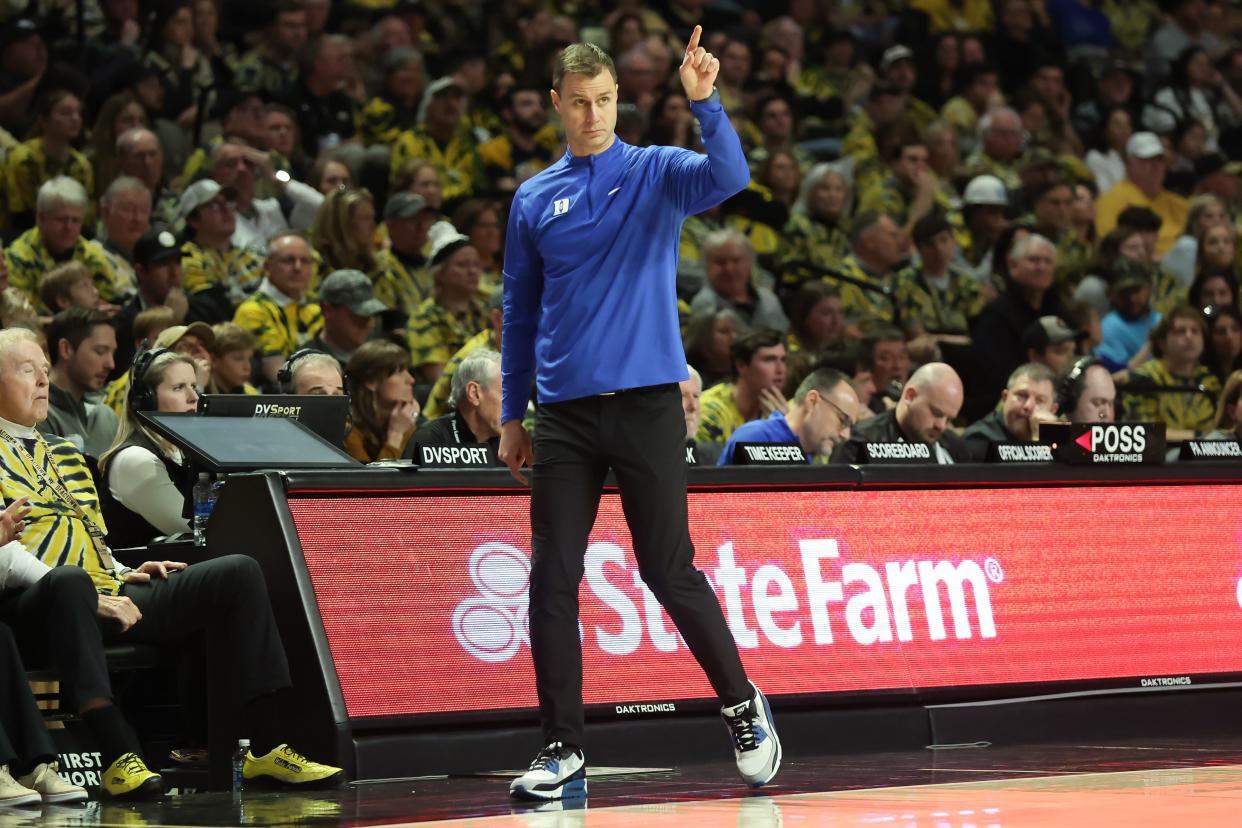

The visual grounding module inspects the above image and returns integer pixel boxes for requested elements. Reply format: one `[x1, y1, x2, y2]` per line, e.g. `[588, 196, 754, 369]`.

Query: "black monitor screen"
[198, 394, 349, 447]
[138, 413, 360, 471]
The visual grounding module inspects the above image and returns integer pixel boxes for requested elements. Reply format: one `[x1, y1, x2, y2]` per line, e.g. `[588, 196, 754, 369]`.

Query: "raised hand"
[387, 400, 420, 448]
[759, 387, 789, 417]
[678, 25, 719, 102]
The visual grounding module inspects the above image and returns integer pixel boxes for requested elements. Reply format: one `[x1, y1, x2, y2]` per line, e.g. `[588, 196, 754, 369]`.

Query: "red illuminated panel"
[289, 485, 1242, 719]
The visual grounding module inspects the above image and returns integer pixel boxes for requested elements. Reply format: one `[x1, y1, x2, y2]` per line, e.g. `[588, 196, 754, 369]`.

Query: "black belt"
[599, 383, 676, 397]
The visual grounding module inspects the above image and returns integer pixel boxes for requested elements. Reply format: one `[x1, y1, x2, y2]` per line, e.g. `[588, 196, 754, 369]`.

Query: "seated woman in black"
[98, 350, 199, 548]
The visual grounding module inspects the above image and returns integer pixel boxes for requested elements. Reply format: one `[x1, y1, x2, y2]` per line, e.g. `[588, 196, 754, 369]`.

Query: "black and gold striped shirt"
[0, 429, 122, 594]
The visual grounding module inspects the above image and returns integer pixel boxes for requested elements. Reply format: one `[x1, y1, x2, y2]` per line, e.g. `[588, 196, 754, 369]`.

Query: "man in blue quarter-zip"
[501, 26, 782, 801]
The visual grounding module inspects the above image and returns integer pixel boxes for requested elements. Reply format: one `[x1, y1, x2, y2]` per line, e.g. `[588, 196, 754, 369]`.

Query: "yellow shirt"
[477, 124, 561, 187]
[1100, 0, 1159, 57]
[959, 149, 1023, 192]
[5, 138, 95, 223]
[779, 213, 851, 292]
[1151, 265, 1188, 317]
[857, 172, 967, 249]
[102, 374, 129, 416]
[389, 125, 482, 202]
[5, 227, 120, 312]
[181, 240, 266, 297]
[941, 96, 980, 142]
[784, 213, 850, 259]
[837, 254, 897, 330]
[233, 292, 324, 359]
[228, 48, 298, 99]
[406, 296, 489, 370]
[1054, 228, 1094, 289]
[0, 430, 122, 594]
[910, 0, 994, 32]
[423, 329, 495, 420]
[696, 382, 748, 446]
[894, 263, 985, 335]
[1095, 179, 1189, 259]
[842, 111, 879, 173]
[373, 248, 432, 320]
[679, 213, 781, 274]
[1123, 360, 1219, 434]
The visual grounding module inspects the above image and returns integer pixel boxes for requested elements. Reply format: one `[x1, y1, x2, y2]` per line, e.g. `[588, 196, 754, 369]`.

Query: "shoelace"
[279, 746, 313, 765]
[118, 753, 148, 775]
[724, 706, 758, 752]
[529, 743, 568, 771]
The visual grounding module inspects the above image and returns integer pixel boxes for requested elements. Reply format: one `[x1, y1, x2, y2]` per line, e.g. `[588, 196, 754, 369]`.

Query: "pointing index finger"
[685, 24, 702, 54]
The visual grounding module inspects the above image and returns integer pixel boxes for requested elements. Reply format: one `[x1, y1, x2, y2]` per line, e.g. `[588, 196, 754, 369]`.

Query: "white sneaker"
[17, 762, 88, 804]
[0, 765, 40, 808]
[720, 682, 781, 787]
[509, 743, 587, 801]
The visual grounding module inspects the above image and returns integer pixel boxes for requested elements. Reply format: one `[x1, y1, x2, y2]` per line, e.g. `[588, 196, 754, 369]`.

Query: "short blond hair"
[210, 321, 257, 356]
[553, 42, 616, 91]
[132, 306, 176, 346]
[38, 261, 93, 311]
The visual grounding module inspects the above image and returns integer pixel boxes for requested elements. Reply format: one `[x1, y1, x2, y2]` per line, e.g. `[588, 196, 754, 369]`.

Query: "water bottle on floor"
[233, 738, 250, 796]
[192, 473, 216, 546]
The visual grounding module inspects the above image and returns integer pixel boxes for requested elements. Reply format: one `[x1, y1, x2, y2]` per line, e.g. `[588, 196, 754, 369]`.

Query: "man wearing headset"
[0, 329, 344, 799]
[280, 348, 346, 396]
[1059, 357, 1117, 423]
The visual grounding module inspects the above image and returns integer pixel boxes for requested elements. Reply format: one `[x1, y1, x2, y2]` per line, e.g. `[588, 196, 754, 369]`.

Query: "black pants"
[0, 621, 56, 768]
[530, 383, 750, 745]
[0, 555, 291, 713]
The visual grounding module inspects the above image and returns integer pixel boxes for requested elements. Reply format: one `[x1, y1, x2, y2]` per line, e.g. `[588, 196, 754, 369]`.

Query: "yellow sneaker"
[242, 745, 344, 789]
[101, 753, 164, 800]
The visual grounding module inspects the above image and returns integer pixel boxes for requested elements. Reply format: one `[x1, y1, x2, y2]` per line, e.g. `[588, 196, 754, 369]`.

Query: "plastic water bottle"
[192, 473, 216, 546]
[232, 738, 250, 796]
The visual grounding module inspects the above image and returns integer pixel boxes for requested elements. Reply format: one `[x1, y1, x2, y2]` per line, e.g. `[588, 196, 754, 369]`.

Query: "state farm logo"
[451, 543, 530, 663]
[451, 538, 1003, 664]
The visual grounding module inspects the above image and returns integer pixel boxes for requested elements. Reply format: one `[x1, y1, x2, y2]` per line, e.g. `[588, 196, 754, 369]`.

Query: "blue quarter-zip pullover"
[717, 411, 809, 465]
[500, 93, 749, 423]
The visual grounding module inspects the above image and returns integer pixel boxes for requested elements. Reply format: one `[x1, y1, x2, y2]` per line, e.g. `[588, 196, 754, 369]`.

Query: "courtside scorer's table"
[204, 463, 1242, 784]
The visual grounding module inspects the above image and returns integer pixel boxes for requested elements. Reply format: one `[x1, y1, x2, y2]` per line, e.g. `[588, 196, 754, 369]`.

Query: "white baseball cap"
[1126, 131, 1165, 160]
[427, 220, 471, 266]
[178, 179, 235, 222]
[963, 175, 1008, 206]
[880, 45, 915, 73]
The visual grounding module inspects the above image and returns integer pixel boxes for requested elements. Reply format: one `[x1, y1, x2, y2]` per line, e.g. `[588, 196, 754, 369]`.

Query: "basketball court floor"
[6, 737, 1242, 826]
